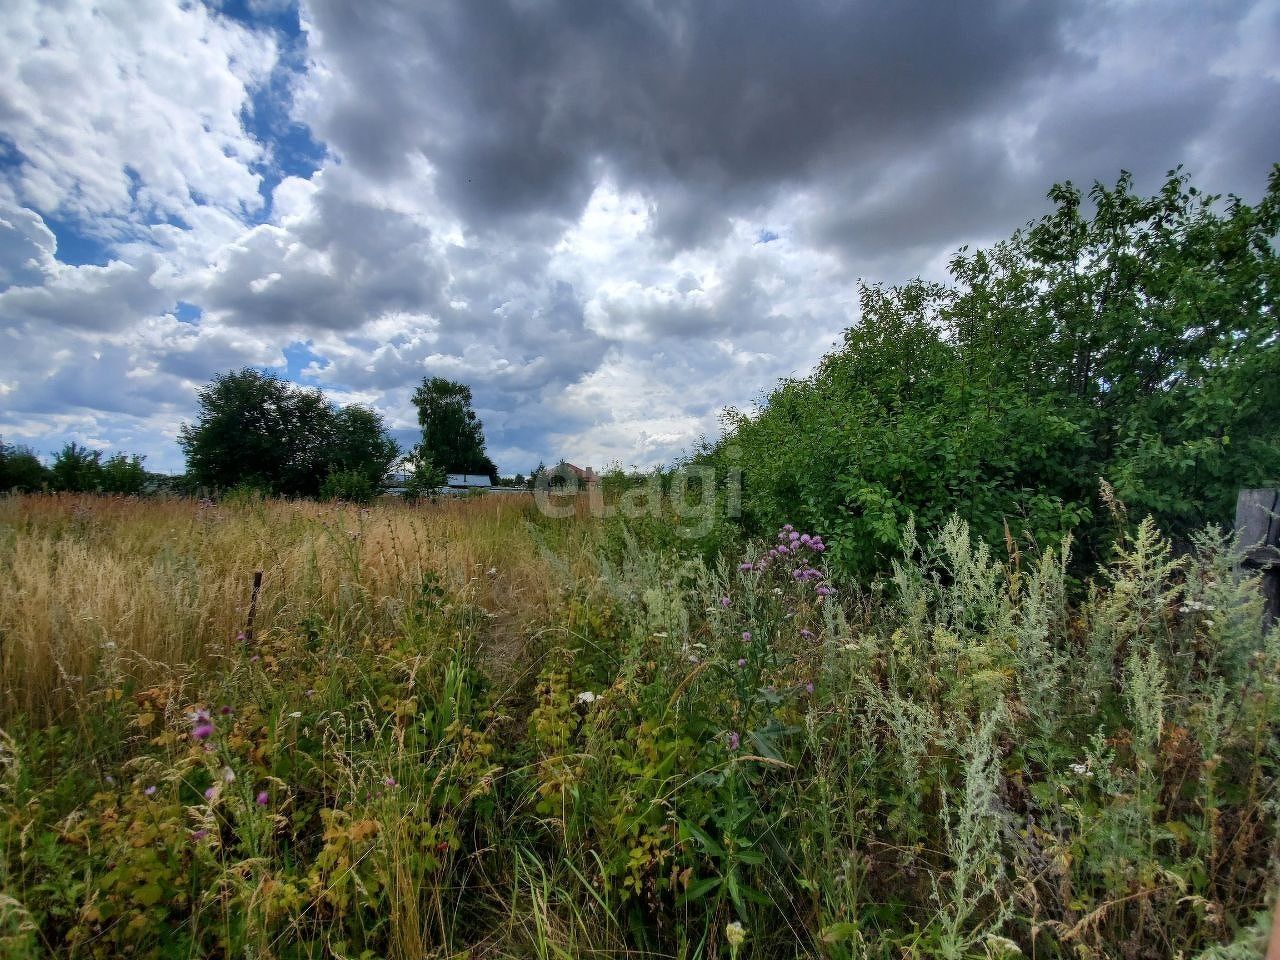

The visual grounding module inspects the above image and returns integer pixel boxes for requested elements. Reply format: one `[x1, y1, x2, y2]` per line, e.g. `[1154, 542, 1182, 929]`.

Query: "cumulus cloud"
[0, 0, 1276, 473]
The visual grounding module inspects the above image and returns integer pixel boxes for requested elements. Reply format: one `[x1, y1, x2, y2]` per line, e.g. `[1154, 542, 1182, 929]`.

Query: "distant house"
[445, 473, 492, 490]
[545, 461, 598, 489]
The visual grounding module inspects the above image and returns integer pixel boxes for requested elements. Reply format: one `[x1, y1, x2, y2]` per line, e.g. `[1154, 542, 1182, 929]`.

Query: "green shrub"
[712, 166, 1280, 579]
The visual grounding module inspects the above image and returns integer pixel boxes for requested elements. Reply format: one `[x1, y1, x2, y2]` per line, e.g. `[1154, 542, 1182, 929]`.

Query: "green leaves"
[715, 165, 1280, 580]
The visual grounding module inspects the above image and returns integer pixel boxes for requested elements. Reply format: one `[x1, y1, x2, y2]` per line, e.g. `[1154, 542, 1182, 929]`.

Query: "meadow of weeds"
[1, 492, 1277, 959]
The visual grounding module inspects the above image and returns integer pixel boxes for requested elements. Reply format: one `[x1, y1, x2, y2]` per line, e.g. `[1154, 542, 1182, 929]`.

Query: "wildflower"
[191, 709, 215, 741]
[204, 787, 216, 801]
[727, 731, 741, 750]
[219, 705, 233, 716]
[800, 628, 813, 639]
[250, 654, 260, 663]
[720, 596, 732, 607]
[236, 632, 246, 642]
[486, 567, 498, 576]
[742, 631, 751, 642]
[256, 790, 270, 806]
[191, 829, 209, 842]
[725, 921, 747, 949]
[576, 691, 598, 704]
[221, 767, 236, 783]
[789, 531, 800, 541]
[288, 711, 302, 719]
[782, 524, 794, 533]
[738, 562, 753, 572]
[736, 658, 747, 667]
[383, 776, 397, 787]
[805, 681, 814, 694]
[145, 785, 157, 796]
[841, 641, 857, 651]
[104, 775, 115, 785]
[776, 544, 789, 555]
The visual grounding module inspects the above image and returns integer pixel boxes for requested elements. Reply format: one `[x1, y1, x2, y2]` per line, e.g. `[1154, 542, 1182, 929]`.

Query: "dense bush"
[710, 167, 1280, 579]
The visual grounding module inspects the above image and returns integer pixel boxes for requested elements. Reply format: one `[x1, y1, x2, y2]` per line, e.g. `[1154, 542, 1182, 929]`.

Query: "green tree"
[714, 165, 1280, 578]
[49, 442, 106, 492]
[100, 453, 148, 494]
[410, 377, 496, 478]
[0, 438, 48, 492]
[400, 443, 448, 500]
[329, 405, 401, 493]
[180, 369, 399, 498]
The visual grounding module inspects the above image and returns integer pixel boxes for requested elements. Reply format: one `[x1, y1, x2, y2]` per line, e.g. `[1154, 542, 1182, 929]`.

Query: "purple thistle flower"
[219, 705, 233, 716]
[800, 628, 813, 639]
[727, 731, 741, 750]
[789, 531, 800, 541]
[256, 790, 269, 806]
[191, 829, 209, 841]
[144, 785, 157, 796]
[737, 658, 747, 667]
[738, 562, 753, 572]
[742, 631, 751, 642]
[782, 524, 794, 533]
[383, 776, 397, 787]
[720, 596, 732, 607]
[204, 787, 216, 801]
[805, 681, 815, 694]
[776, 544, 788, 555]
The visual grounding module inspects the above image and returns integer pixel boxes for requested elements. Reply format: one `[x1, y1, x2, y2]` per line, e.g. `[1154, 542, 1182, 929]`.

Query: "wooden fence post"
[245, 570, 263, 643]
[1235, 489, 1280, 628]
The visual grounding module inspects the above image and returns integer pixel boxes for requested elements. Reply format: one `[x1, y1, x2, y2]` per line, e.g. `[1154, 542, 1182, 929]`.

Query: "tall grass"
[0, 492, 579, 721]
[0, 493, 1276, 958]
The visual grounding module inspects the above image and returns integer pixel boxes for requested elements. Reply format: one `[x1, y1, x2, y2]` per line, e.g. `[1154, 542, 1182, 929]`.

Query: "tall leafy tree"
[410, 377, 496, 478]
[714, 166, 1280, 577]
[0, 438, 49, 492]
[49, 442, 106, 493]
[180, 369, 399, 498]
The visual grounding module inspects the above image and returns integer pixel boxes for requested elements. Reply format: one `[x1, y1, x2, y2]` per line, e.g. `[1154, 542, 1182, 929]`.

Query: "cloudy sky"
[1, 0, 1277, 474]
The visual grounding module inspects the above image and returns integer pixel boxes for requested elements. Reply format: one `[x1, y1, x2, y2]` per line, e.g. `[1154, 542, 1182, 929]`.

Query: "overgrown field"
[1, 493, 1277, 958]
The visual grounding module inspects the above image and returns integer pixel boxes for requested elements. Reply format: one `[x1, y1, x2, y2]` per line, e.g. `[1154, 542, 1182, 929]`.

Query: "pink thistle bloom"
[219, 705, 233, 716]
[738, 562, 753, 572]
[236, 632, 246, 642]
[742, 631, 751, 642]
[191, 829, 209, 841]
[256, 790, 269, 806]
[204, 787, 216, 800]
[805, 681, 815, 694]
[383, 777, 397, 787]
[800, 628, 814, 639]
[736, 658, 747, 667]
[720, 596, 731, 607]
[789, 531, 800, 541]
[727, 731, 741, 750]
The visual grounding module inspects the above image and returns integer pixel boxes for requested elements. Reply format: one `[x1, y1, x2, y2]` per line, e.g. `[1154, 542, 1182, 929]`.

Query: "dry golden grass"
[0, 492, 595, 721]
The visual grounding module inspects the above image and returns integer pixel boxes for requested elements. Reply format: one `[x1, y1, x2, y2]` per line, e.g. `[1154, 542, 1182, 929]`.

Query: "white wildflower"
[576, 691, 598, 704]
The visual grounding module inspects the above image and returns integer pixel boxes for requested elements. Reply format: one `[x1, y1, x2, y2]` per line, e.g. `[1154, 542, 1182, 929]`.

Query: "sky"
[1, 0, 1277, 475]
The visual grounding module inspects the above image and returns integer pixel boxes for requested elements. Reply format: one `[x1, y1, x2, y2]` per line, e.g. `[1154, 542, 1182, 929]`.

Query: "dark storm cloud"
[304, 0, 1078, 244]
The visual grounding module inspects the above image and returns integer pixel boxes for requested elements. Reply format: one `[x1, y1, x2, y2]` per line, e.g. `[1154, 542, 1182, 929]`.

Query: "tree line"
[1, 372, 505, 503]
